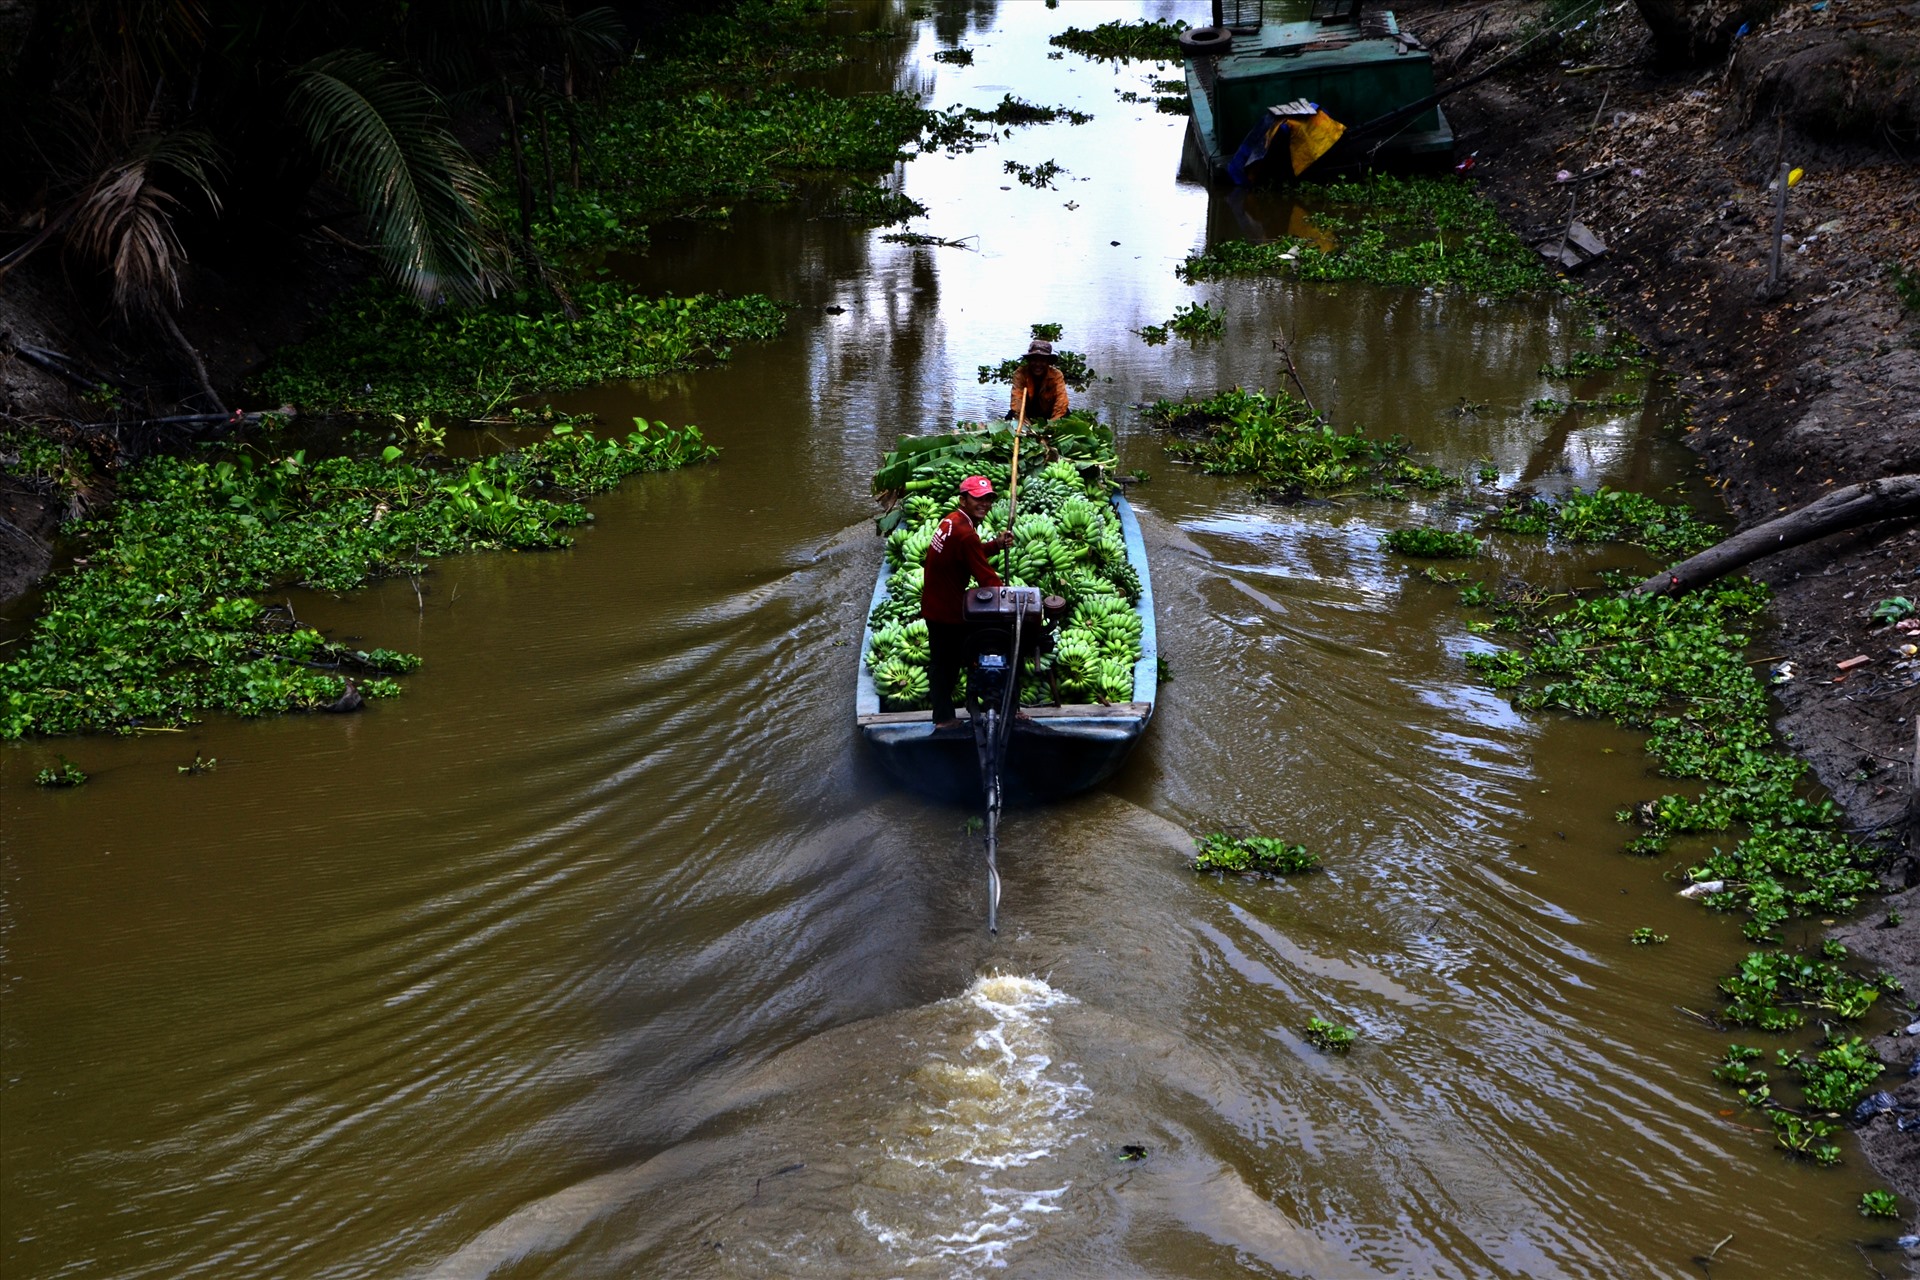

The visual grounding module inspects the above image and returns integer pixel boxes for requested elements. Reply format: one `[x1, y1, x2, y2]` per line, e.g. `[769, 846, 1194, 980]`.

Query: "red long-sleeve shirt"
[920, 508, 1003, 624]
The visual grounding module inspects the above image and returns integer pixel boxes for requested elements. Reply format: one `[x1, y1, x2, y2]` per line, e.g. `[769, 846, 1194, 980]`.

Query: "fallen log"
[1635, 474, 1920, 597]
[72, 410, 279, 432]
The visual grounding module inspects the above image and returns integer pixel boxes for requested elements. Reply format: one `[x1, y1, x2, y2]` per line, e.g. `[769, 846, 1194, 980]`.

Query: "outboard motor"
[960, 585, 1065, 932]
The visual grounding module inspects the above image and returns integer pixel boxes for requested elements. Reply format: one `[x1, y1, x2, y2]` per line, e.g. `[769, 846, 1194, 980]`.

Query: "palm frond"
[554, 6, 626, 62]
[65, 129, 224, 317]
[287, 49, 503, 305]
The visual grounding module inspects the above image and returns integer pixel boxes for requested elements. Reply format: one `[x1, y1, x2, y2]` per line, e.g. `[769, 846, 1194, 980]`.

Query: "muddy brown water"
[2, 4, 1894, 1277]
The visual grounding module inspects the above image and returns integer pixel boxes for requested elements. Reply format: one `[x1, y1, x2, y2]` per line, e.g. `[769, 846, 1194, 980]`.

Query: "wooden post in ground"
[1765, 162, 1790, 297]
[1910, 715, 1918, 856]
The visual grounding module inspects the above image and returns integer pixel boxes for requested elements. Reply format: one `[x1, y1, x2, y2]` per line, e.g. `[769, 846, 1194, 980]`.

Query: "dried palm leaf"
[66, 129, 222, 318]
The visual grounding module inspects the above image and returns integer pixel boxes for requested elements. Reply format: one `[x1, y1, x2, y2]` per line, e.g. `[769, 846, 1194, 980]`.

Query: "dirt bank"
[1396, 0, 1919, 1236]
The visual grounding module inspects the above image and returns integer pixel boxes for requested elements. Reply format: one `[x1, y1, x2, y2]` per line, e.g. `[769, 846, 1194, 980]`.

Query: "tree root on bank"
[1635, 475, 1920, 596]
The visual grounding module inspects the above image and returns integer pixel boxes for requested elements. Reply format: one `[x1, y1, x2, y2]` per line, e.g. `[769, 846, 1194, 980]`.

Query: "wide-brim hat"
[1025, 339, 1055, 360]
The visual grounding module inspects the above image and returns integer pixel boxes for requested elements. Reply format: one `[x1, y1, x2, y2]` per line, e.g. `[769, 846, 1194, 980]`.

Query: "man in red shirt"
[922, 474, 1013, 728]
[1008, 340, 1069, 421]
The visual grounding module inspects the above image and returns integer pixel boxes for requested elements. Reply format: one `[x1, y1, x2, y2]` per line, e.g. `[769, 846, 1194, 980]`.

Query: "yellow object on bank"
[1788, 167, 1804, 187]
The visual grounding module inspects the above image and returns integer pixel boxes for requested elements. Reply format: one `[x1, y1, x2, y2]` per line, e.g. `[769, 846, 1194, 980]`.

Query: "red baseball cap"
[959, 475, 994, 498]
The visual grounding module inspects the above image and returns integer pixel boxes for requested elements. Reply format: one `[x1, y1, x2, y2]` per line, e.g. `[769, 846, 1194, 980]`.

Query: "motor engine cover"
[962, 585, 1043, 622]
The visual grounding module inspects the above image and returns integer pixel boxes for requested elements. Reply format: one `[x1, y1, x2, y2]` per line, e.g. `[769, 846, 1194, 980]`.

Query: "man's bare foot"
[934, 718, 962, 731]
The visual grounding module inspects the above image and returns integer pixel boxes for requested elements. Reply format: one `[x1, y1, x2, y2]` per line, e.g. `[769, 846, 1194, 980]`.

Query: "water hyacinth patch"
[830, 180, 927, 225]
[1193, 833, 1321, 875]
[1459, 548, 1893, 1131]
[1527, 393, 1645, 415]
[1144, 387, 1458, 501]
[964, 95, 1090, 127]
[1777, 1035, 1885, 1112]
[1384, 528, 1481, 559]
[1304, 1017, 1356, 1051]
[515, 0, 936, 255]
[261, 0, 947, 418]
[1049, 18, 1190, 62]
[1538, 334, 1650, 379]
[1140, 300, 1224, 345]
[1003, 158, 1065, 189]
[34, 759, 88, 787]
[1177, 176, 1551, 297]
[1, 422, 715, 737]
[1464, 581, 1881, 941]
[1484, 488, 1718, 562]
[256, 285, 786, 418]
[1860, 1190, 1900, 1219]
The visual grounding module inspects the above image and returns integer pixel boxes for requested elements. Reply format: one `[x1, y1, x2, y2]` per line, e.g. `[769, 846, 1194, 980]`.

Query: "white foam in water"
[854, 975, 1090, 1272]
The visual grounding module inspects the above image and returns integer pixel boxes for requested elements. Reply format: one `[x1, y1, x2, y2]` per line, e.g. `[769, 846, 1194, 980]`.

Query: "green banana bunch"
[874, 657, 931, 710]
[1038, 459, 1084, 488]
[868, 620, 905, 665]
[1102, 556, 1141, 604]
[886, 522, 937, 571]
[1054, 496, 1102, 542]
[1052, 630, 1099, 689]
[1094, 614, 1143, 661]
[1013, 512, 1058, 544]
[1044, 536, 1086, 577]
[1009, 539, 1055, 584]
[897, 618, 931, 664]
[1095, 656, 1134, 703]
[1070, 596, 1128, 626]
[1013, 475, 1068, 517]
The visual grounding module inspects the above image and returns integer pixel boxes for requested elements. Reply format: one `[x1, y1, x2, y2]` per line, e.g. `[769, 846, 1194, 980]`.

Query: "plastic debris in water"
[1852, 1090, 1901, 1123]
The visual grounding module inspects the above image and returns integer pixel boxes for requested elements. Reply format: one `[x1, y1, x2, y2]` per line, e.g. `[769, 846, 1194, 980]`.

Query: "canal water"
[2, 3, 1886, 1277]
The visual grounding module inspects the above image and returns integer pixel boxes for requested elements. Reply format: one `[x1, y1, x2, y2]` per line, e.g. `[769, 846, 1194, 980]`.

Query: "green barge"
[1179, 0, 1455, 183]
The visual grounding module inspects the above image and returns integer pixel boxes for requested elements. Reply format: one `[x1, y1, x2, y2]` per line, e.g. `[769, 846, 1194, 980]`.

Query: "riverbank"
[1393, 0, 1918, 1232]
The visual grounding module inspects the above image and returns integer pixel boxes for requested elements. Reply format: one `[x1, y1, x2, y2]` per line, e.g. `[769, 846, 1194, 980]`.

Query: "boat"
[855, 490, 1157, 804]
[1179, 0, 1455, 184]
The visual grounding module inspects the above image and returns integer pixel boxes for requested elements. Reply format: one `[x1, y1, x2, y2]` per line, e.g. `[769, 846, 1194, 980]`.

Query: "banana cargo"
[855, 420, 1156, 802]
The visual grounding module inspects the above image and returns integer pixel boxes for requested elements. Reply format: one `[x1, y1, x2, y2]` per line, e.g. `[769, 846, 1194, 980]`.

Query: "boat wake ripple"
[852, 974, 1089, 1272]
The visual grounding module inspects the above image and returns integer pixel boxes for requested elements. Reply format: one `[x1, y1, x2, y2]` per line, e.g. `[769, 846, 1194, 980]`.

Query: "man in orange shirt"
[1008, 339, 1069, 421]
[921, 475, 1013, 728]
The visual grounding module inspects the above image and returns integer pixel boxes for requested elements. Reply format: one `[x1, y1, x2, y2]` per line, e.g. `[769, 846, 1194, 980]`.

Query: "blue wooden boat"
[855, 492, 1157, 803]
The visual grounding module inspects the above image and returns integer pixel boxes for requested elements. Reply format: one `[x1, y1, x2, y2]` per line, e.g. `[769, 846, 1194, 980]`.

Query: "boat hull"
[1180, 13, 1455, 183]
[855, 492, 1156, 803]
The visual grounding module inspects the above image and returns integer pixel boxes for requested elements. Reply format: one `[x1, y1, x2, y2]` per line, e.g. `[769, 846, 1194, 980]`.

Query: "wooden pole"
[1003, 389, 1027, 578]
[1910, 715, 1918, 855]
[1765, 162, 1790, 298]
